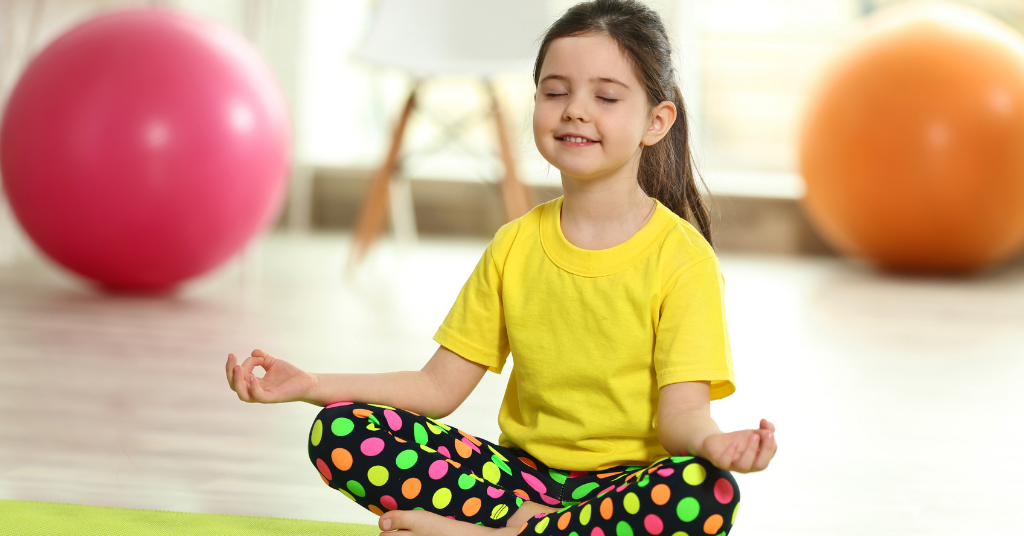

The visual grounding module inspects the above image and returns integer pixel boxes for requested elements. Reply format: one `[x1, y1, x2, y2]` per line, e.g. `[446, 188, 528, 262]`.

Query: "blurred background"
[1, 1, 1023, 535]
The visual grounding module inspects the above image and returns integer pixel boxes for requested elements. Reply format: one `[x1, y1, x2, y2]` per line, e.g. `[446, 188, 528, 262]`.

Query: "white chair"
[346, 0, 553, 267]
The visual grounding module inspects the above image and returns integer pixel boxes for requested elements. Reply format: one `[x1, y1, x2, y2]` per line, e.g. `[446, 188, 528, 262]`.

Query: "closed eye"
[599, 97, 618, 103]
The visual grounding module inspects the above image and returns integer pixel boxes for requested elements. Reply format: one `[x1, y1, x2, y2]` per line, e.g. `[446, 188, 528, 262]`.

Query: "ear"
[642, 100, 677, 146]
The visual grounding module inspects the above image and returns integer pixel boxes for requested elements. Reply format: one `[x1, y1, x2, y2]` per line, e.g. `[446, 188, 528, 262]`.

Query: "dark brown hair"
[533, 0, 714, 246]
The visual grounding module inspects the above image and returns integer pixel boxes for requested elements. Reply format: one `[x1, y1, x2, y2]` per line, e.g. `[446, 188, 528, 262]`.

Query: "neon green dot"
[623, 492, 640, 514]
[427, 423, 442, 435]
[670, 533, 688, 536]
[637, 473, 650, 487]
[682, 464, 706, 486]
[732, 502, 740, 524]
[458, 473, 477, 490]
[414, 423, 428, 445]
[368, 404, 395, 409]
[419, 444, 436, 453]
[579, 504, 592, 525]
[569, 533, 579, 536]
[367, 466, 389, 486]
[515, 497, 523, 507]
[676, 497, 699, 522]
[534, 516, 550, 533]
[396, 449, 418, 470]
[549, 468, 568, 484]
[427, 417, 450, 431]
[368, 414, 380, 426]
[330, 418, 353, 437]
[572, 482, 599, 499]
[482, 461, 501, 484]
[616, 521, 633, 536]
[346, 480, 365, 497]
[670, 456, 693, 463]
[311, 420, 323, 446]
[492, 454, 512, 475]
[340, 489, 355, 501]
[432, 488, 452, 509]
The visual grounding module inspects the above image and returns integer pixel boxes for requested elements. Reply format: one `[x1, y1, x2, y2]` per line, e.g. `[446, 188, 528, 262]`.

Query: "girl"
[226, 1, 777, 535]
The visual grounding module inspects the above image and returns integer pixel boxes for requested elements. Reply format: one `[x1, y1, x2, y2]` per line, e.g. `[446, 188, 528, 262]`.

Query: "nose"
[562, 94, 589, 122]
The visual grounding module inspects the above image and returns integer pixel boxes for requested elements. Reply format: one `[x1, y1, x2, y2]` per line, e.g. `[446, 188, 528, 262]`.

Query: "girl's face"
[533, 33, 673, 185]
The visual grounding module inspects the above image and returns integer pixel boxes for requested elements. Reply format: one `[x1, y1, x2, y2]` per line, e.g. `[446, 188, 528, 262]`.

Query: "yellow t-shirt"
[434, 196, 735, 471]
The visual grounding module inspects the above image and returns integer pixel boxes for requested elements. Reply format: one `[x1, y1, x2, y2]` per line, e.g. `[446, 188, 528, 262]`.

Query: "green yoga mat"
[0, 500, 381, 536]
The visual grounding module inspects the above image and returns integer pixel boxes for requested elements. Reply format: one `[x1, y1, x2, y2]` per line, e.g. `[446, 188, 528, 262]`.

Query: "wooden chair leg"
[485, 79, 533, 222]
[348, 82, 419, 269]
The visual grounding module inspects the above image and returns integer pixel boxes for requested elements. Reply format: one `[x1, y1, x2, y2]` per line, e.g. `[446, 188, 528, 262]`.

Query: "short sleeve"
[654, 255, 736, 399]
[433, 238, 511, 374]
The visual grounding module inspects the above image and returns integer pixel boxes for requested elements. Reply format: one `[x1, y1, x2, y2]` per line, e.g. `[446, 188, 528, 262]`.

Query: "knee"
[308, 402, 373, 456]
[651, 456, 740, 506]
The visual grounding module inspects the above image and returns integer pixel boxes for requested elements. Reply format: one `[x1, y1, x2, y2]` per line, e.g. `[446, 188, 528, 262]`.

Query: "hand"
[225, 349, 318, 404]
[701, 419, 777, 473]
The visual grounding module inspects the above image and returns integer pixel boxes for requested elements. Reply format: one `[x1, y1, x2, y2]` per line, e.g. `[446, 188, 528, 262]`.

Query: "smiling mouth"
[557, 136, 599, 144]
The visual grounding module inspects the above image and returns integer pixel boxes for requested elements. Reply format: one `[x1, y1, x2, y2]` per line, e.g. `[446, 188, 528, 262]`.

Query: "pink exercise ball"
[0, 8, 290, 291]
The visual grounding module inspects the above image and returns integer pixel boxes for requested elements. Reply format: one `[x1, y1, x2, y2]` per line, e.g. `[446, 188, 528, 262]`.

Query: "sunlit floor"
[1, 231, 1022, 535]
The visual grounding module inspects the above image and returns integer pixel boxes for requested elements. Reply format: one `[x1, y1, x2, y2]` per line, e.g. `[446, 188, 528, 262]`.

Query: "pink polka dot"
[429, 459, 449, 480]
[325, 402, 353, 408]
[540, 494, 561, 505]
[592, 527, 605, 536]
[534, 513, 548, 519]
[521, 472, 547, 493]
[383, 409, 402, 431]
[569, 471, 589, 478]
[461, 437, 480, 454]
[438, 446, 451, 459]
[316, 458, 332, 480]
[380, 495, 397, 510]
[655, 468, 674, 477]
[714, 478, 734, 504]
[616, 483, 629, 492]
[360, 437, 385, 456]
[446, 516, 455, 519]
[487, 486, 505, 498]
[643, 513, 663, 535]
[599, 485, 615, 496]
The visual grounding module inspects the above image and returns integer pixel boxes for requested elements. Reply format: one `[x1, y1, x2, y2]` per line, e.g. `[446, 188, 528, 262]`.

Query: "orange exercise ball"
[799, 1, 1024, 274]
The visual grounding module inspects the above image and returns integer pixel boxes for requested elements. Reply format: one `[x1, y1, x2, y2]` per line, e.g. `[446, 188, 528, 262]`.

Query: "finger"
[252, 348, 265, 358]
[760, 419, 775, 433]
[239, 355, 265, 377]
[233, 365, 252, 402]
[226, 353, 237, 385]
[737, 434, 759, 472]
[715, 442, 738, 470]
[752, 432, 775, 472]
[249, 375, 269, 403]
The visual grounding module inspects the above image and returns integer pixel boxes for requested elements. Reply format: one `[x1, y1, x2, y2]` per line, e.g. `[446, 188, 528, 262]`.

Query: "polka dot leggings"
[308, 402, 740, 535]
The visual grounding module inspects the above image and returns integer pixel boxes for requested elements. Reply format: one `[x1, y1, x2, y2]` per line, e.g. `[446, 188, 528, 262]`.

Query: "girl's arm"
[657, 381, 777, 473]
[226, 345, 487, 418]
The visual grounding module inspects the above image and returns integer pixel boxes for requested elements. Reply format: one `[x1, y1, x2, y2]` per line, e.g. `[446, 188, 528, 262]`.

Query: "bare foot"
[378, 509, 520, 536]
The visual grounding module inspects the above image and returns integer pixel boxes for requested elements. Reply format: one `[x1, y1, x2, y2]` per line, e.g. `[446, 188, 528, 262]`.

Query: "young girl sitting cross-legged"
[226, 1, 777, 535]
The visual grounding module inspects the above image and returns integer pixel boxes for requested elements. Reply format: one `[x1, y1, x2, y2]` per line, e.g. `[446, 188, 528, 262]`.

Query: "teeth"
[564, 136, 590, 143]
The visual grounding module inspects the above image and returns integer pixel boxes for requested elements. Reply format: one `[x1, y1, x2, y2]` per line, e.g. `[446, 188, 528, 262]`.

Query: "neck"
[559, 167, 655, 250]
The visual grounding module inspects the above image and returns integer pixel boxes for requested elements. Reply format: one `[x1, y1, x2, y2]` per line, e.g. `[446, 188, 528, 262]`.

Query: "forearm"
[658, 409, 723, 459]
[303, 370, 450, 417]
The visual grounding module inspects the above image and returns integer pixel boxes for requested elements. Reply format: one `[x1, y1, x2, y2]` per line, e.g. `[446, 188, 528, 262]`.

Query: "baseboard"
[277, 167, 836, 256]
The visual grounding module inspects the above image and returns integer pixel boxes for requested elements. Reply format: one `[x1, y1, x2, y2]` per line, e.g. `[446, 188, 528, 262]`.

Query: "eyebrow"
[539, 74, 630, 89]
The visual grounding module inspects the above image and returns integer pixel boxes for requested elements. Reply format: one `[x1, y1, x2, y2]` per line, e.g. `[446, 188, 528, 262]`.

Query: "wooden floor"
[1, 232, 1022, 535]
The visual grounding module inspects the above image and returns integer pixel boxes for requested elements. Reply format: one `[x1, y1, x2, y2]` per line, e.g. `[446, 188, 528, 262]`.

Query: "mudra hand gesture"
[226, 349, 317, 404]
[702, 419, 777, 473]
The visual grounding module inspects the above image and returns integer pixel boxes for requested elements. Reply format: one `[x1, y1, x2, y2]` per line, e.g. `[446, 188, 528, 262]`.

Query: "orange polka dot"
[455, 439, 473, 458]
[462, 497, 482, 516]
[331, 448, 353, 471]
[597, 471, 622, 479]
[600, 497, 613, 520]
[517, 522, 527, 534]
[402, 477, 422, 499]
[647, 464, 663, 474]
[650, 483, 671, 505]
[518, 457, 538, 470]
[447, 459, 462, 468]
[513, 489, 530, 500]
[704, 514, 724, 534]
[320, 474, 329, 486]
[353, 409, 373, 418]
[558, 512, 572, 530]
[368, 505, 383, 516]
[395, 437, 407, 443]
[458, 429, 483, 446]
